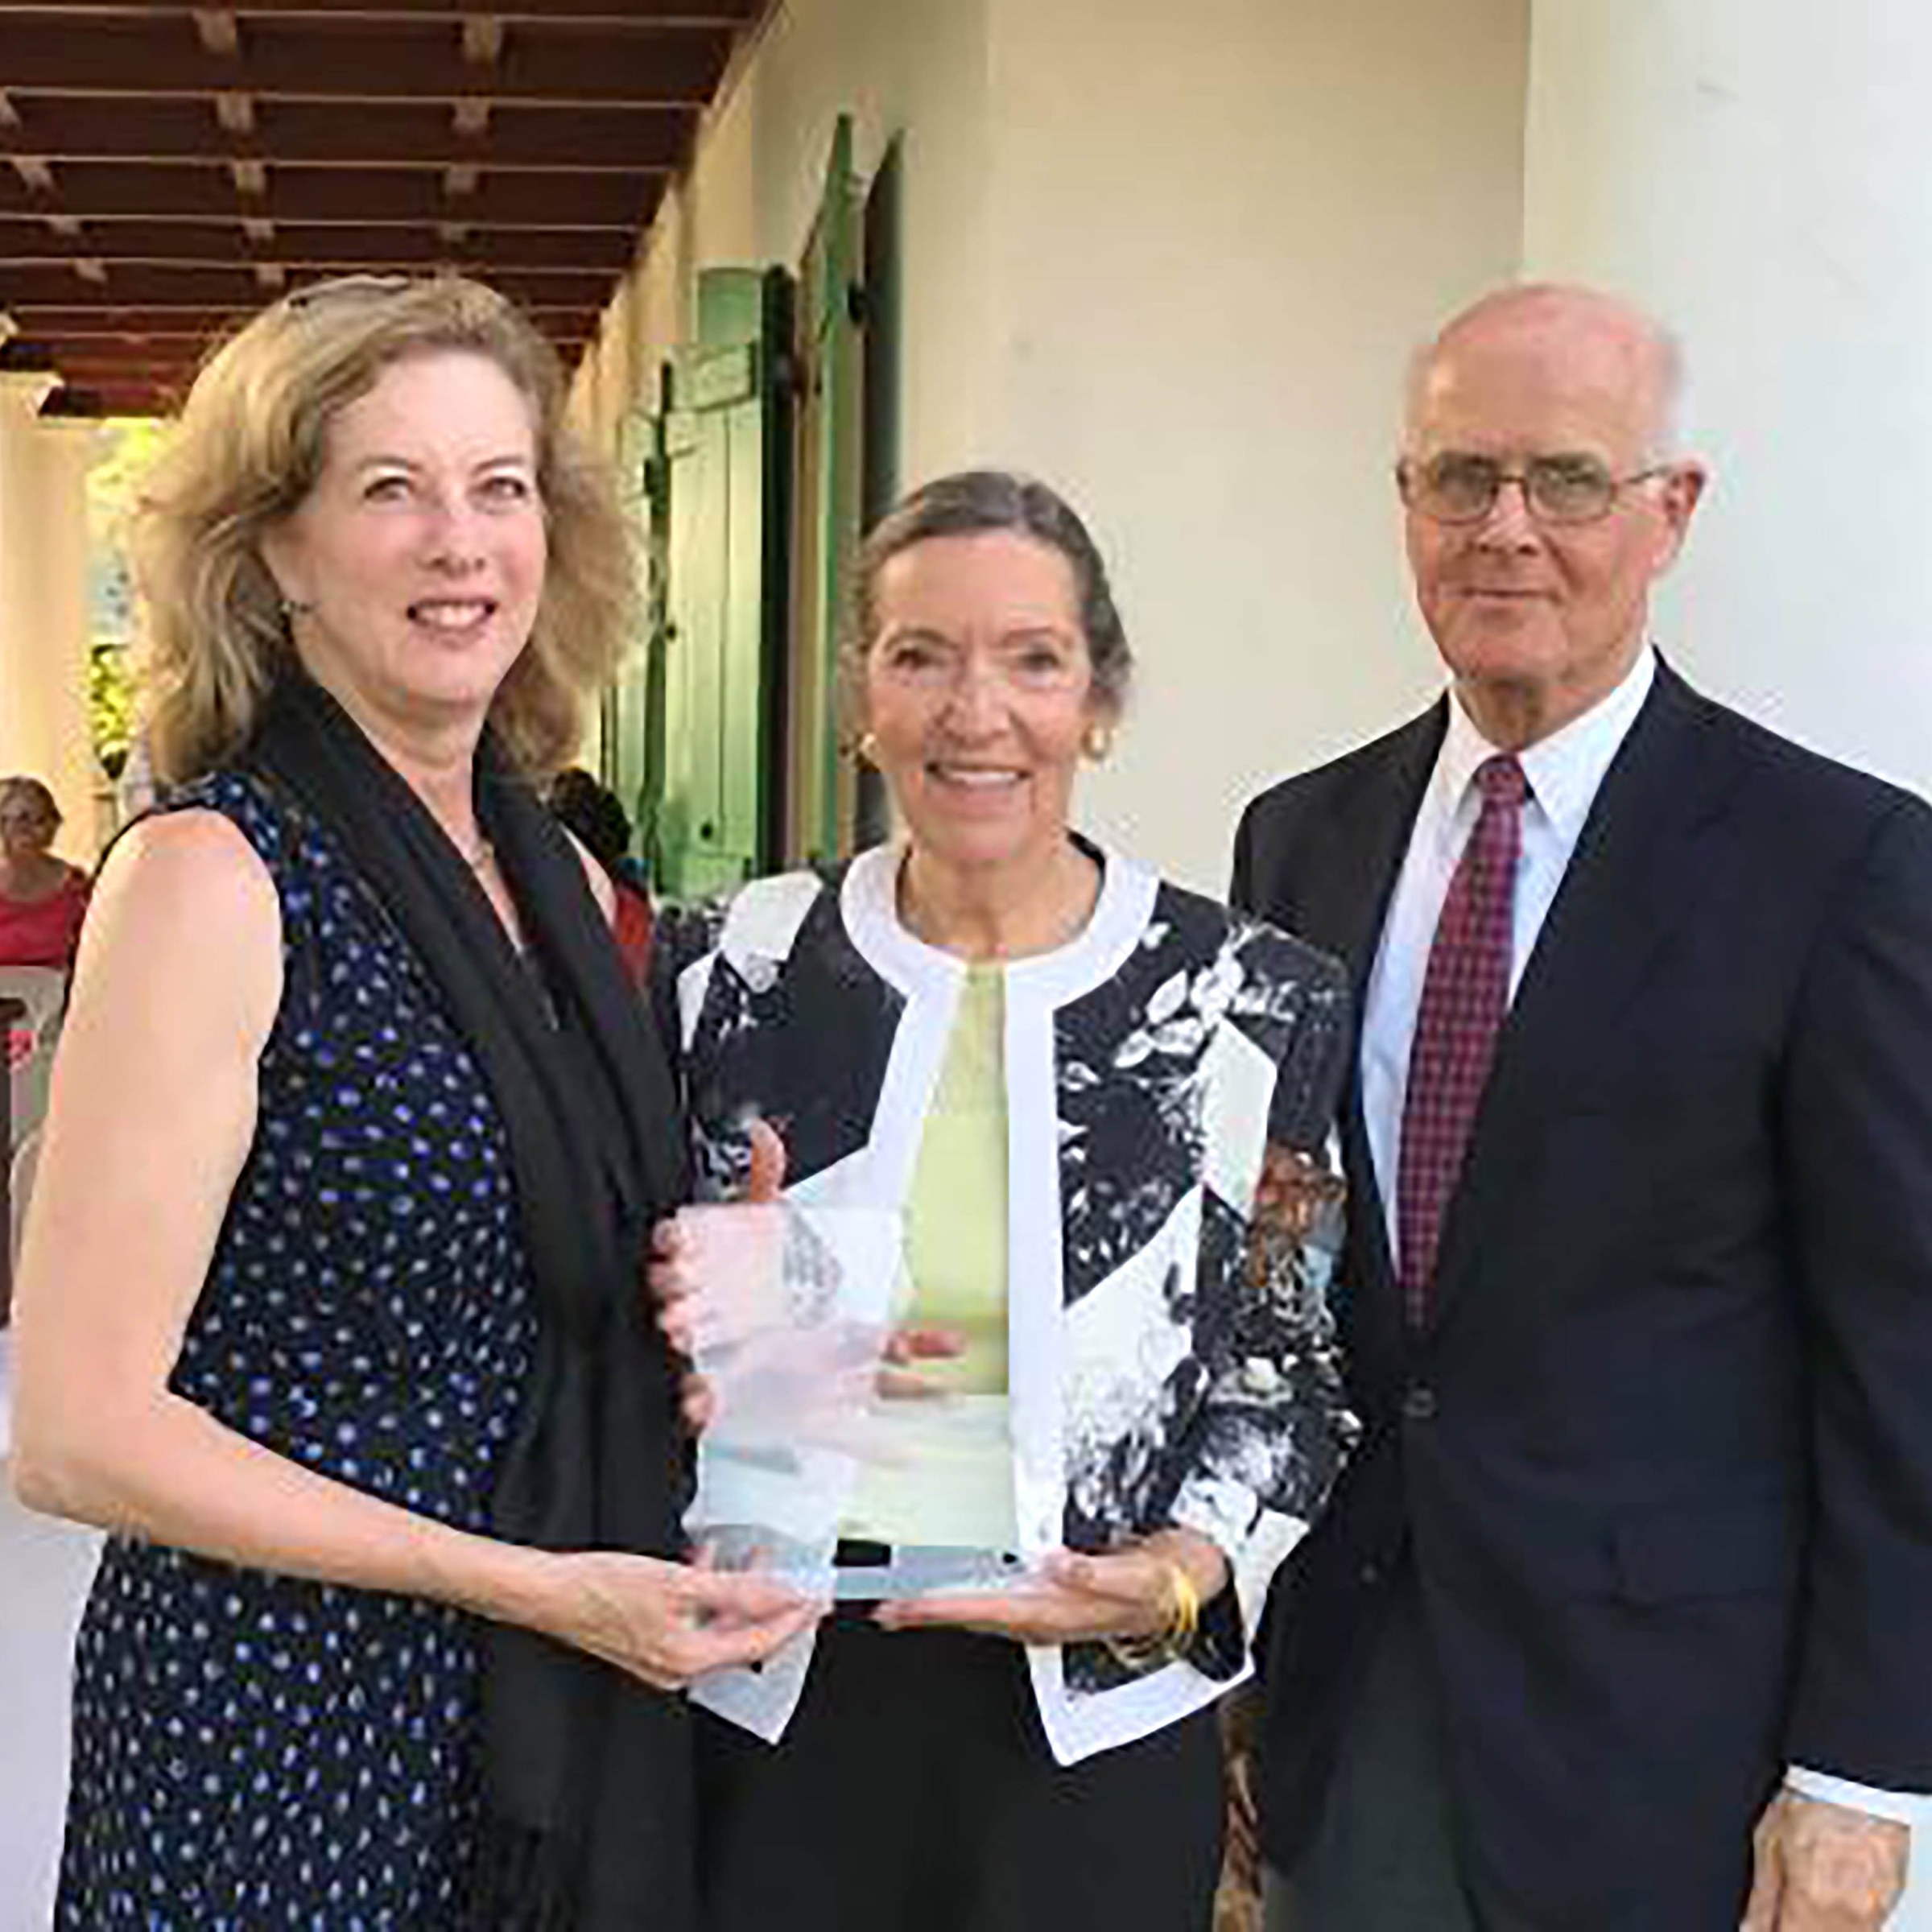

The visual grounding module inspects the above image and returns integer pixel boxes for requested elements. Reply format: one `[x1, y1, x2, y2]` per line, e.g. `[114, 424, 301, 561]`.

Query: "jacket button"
[1358, 1559, 1383, 1587]
[1402, 1383, 1439, 1422]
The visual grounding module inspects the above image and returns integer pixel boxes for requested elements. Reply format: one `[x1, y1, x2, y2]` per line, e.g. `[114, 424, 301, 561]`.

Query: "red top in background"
[0, 867, 90, 970]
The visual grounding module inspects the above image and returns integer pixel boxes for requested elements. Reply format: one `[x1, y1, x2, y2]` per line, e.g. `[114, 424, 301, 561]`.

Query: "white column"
[1523, 0, 1932, 802]
[1526, 7, 1932, 1919]
[0, 385, 104, 859]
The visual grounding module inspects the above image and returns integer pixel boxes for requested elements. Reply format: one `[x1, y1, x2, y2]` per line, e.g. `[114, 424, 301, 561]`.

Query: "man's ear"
[1665, 459, 1707, 532]
[1653, 460, 1708, 571]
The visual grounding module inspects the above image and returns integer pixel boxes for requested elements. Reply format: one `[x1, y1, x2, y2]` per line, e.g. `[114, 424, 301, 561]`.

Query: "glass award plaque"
[678, 1200, 1042, 1601]
[681, 1200, 898, 1591]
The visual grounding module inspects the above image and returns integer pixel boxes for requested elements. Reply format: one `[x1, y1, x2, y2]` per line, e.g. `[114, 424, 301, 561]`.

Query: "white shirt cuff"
[1785, 1765, 1925, 1827]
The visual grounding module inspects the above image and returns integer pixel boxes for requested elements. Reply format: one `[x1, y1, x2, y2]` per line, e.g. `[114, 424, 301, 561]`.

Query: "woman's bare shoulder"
[81, 810, 283, 1024]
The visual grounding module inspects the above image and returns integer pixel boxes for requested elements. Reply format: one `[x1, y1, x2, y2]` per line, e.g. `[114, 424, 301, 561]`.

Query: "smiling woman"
[257, 351, 550, 752]
[10, 275, 816, 1929]
[658, 471, 1360, 1932]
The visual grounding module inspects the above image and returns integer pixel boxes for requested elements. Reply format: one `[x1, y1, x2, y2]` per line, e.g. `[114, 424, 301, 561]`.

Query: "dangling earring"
[1082, 721, 1114, 762]
[279, 595, 313, 621]
[855, 729, 880, 765]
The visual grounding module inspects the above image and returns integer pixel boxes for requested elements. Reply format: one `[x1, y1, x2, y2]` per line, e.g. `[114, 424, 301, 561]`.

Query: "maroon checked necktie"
[1396, 753, 1528, 1327]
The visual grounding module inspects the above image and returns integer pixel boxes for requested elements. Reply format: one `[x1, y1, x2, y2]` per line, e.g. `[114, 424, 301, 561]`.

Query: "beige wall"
[0, 392, 101, 860]
[1524, 0, 1932, 807]
[1523, 9, 1932, 1882]
[579, 0, 1531, 890]
[978, 0, 1530, 887]
[577, 0, 997, 484]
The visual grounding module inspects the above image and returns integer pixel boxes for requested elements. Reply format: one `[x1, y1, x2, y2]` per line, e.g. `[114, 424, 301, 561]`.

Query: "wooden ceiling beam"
[0, 258, 619, 305]
[23, 351, 208, 379]
[0, 216, 635, 270]
[0, 161, 657, 227]
[34, 352, 591, 421]
[14, 330, 590, 369]
[41, 381, 180, 417]
[0, 19, 733, 106]
[0, 98, 691, 169]
[0, 3, 758, 21]
[2, 300, 602, 332]
[0, 336, 57, 370]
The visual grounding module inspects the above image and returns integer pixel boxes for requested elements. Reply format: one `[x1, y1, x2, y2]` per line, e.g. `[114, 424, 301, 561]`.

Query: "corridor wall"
[1522, 4, 1932, 1915]
[1522, 0, 1932, 803]
[574, 0, 1531, 890]
[0, 394, 99, 859]
[975, 0, 1529, 887]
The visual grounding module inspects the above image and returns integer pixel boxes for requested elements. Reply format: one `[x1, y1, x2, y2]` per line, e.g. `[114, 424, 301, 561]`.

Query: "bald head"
[1406, 284, 1685, 463]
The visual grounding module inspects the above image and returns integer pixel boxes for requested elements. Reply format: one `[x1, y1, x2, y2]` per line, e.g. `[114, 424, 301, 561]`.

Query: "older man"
[1232, 284, 1932, 1930]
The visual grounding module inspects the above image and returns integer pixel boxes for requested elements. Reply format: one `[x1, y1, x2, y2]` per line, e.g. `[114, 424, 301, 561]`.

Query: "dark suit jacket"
[1232, 662, 1932, 1929]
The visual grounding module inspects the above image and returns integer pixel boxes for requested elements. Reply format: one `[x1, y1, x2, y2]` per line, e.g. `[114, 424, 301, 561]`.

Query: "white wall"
[1523, 0, 1932, 802]
[1525, 9, 1932, 1917]
[579, 0, 997, 492]
[0, 398, 101, 858]
[980, 0, 1530, 888]
[577, 0, 1531, 890]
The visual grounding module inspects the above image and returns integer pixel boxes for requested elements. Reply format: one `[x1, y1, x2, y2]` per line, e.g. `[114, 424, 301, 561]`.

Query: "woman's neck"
[0, 849, 68, 900]
[897, 838, 1100, 963]
[308, 667, 487, 857]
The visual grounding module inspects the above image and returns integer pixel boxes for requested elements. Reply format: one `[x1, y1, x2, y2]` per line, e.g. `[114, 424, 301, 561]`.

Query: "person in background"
[0, 777, 90, 971]
[1232, 283, 1932, 1931]
[551, 763, 654, 983]
[10, 273, 812, 1930]
[655, 469, 1359, 1932]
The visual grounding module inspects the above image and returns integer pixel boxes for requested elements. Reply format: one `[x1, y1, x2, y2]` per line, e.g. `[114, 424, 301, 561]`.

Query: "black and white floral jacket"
[664, 840, 1357, 1764]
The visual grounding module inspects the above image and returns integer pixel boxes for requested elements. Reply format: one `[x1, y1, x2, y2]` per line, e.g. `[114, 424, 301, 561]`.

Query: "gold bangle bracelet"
[1104, 1557, 1200, 1672]
[1166, 1560, 1201, 1648]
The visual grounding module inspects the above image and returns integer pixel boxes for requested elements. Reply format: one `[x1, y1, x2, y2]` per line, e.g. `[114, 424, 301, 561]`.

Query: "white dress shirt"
[1358, 644, 1913, 1827]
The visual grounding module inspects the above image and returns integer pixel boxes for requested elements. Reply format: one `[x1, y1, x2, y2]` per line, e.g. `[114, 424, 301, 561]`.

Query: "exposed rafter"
[0, 163, 658, 226]
[0, 2, 771, 415]
[0, 19, 733, 106]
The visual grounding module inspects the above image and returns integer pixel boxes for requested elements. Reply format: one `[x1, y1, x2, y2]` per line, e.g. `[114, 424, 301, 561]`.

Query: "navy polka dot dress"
[57, 770, 540, 1927]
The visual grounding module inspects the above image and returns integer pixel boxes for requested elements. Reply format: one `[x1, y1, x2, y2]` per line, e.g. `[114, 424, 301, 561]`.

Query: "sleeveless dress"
[56, 769, 540, 1927]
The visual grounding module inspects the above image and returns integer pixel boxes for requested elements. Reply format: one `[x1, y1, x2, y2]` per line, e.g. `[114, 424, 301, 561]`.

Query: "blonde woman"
[11, 275, 812, 1928]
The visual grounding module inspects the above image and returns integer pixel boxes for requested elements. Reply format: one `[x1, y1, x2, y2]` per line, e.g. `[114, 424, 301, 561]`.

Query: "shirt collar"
[1433, 645, 1656, 844]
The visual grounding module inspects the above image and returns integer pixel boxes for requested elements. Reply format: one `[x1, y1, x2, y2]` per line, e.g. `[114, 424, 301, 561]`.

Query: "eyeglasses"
[1397, 452, 1672, 526]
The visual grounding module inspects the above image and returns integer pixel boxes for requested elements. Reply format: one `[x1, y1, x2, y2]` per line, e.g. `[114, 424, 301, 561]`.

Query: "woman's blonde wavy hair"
[134, 273, 634, 785]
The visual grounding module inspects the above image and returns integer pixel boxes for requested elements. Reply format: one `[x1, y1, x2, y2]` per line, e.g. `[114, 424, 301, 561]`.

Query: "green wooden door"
[656, 268, 791, 899]
[786, 114, 865, 866]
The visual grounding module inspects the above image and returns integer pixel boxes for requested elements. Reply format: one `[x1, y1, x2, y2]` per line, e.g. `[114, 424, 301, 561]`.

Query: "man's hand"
[1740, 1789, 1909, 1930]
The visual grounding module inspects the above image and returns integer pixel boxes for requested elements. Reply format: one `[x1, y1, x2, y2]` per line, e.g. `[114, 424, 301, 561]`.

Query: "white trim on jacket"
[681, 840, 1350, 1763]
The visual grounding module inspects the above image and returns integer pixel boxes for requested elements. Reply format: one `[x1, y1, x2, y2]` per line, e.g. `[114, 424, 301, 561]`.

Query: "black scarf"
[246, 672, 696, 1930]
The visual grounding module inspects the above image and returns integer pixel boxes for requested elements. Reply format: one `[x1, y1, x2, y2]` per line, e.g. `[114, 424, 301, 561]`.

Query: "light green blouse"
[841, 963, 1018, 1550]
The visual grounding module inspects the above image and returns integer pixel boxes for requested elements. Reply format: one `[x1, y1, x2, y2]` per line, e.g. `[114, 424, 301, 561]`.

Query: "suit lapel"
[1427, 666, 1736, 1328]
[1298, 706, 1447, 1002]
[1286, 704, 1445, 1324]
